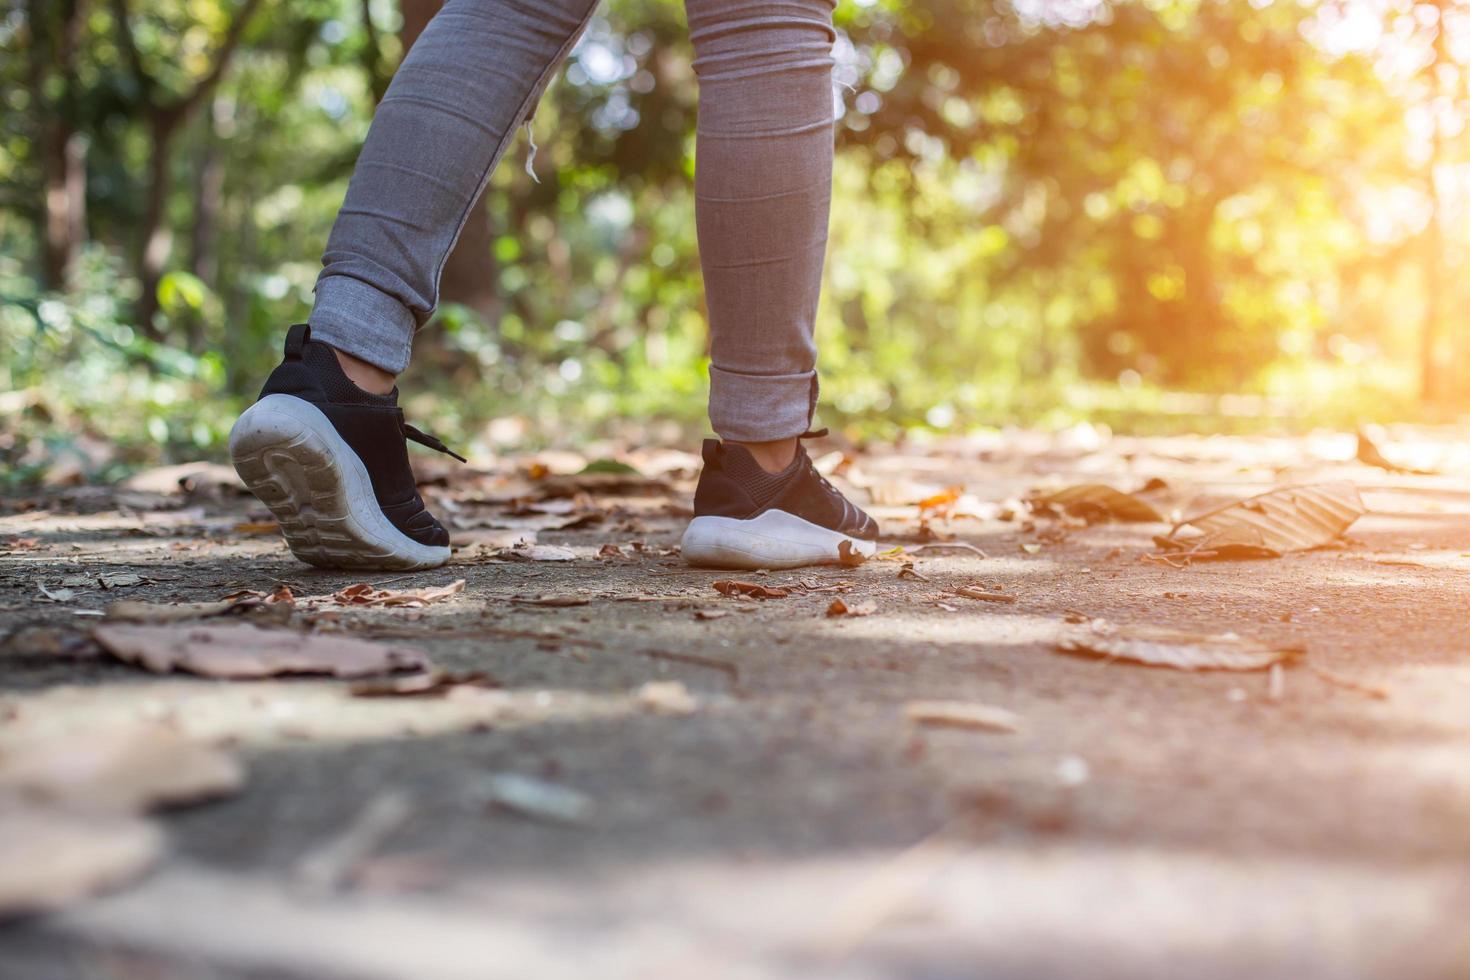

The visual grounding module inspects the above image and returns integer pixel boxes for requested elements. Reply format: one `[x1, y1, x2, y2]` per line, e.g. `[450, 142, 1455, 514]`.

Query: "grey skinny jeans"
[308, 0, 837, 442]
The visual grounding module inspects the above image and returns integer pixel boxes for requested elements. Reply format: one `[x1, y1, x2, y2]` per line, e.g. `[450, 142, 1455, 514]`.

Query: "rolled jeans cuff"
[708, 365, 817, 442]
[308, 275, 417, 375]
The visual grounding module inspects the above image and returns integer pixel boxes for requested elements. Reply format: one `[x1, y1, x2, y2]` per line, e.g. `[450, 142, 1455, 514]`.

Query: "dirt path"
[3, 429, 1469, 979]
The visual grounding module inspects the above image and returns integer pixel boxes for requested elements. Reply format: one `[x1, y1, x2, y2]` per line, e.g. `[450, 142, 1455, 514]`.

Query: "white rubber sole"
[229, 394, 450, 571]
[681, 510, 879, 570]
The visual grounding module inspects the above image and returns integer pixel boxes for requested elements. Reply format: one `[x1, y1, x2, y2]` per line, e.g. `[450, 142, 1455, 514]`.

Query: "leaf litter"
[94, 623, 429, 679]
[713, 580, 790, 599]
[0, 726, 244, 813]
[826, 598, 877, 617]
[0, 805, 163, 919]
[1356, 427, 1435, 475]
[349, 669, 501, 699]
[1164, 483, 1365, 558]
[495, 543, 578, 562]
[1032, 484, 1164, 524]
[0, 724, 244, 919]
[104, 590, 285, 624]
[837, 540, 868, 567]
[1058, 625, 1304, 672]
[510, 595, 591, 608]
[330, 580, 466, 607]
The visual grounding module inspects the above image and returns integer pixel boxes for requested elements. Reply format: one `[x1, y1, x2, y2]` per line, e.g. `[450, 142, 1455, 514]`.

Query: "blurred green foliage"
[3, 0, 1466, 483]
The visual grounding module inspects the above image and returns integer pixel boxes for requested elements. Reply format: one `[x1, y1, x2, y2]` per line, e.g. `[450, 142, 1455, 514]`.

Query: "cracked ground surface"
[2, 428, 1469, 980]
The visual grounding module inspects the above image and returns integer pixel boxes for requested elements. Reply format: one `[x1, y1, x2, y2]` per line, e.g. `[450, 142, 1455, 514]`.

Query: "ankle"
[329, 346, 397, 395]
[729, 437, 798, 474]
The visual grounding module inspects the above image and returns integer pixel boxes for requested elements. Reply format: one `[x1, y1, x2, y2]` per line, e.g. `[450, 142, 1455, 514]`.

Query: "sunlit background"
[4, 0, 1470, 483]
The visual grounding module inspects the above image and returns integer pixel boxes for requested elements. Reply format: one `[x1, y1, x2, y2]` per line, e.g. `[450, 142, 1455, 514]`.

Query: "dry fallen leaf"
[0, 804, 164, 920]
[498, 544, 578, 562]
[1033, 484, 1163, 524]
[0, 723, 245, 921]
[637, 680, 700, 715]
[232, 521, 281, 535]
[837, 540, 868, 567]
[509, 595, 591, 608]
[38, 585, 79, 603]
[826, 598, 877, 617]
[456, 512, 598, 533]
[449, 527, 537, 550]
[905, 700, 1021, 733]
[1356, 428, 1433, 475]
[897, 563, 930, 582]
[331, 580, 465, 607]
[914, 520, 953, 543]
[1151, 528, 1281, 562]
[349, 669, 500, 698]
[0, 727, 244, 814]
[94, 623, 428, 679]
[694, 609, 730, 621]
[537, 471, 671, 499]
[1171, 483, 1364, 554]
[792, 578, 855, 594]
[104, 591, 270, 623]
[1058, 626, 1304, 672]
[121, 462, 242, 496]
[916, 487, 963, 515]
[713, 580, 790, 599]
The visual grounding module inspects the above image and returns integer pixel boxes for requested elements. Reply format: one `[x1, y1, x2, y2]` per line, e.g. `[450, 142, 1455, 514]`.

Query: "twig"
[909, 543, 989, 559]
[637, 648, 739, 685]
[370, 573, 423, 588]
[1308, 664, 1389, 700]
[294, 792, 412, 895]
[951, 586, 1017, 604]
[348, 625, 604, 649]
[1141, 552, 1190, 568]
[813, 820, 966, 962]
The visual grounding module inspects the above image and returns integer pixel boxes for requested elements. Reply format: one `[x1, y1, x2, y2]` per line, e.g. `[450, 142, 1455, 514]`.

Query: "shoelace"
[797, 428, 839, 493]
[402, 419, 467, 463]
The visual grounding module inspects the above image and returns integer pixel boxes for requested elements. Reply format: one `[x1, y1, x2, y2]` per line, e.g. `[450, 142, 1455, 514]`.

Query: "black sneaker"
[681, 433, 880, 569]
[228, 324, 460, 570]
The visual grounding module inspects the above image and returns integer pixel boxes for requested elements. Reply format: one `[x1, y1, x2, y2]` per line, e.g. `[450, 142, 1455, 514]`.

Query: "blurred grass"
[0, 246, 1425, 490]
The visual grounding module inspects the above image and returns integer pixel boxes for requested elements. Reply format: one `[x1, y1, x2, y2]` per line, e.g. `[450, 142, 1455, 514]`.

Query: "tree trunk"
[191, 110, 224, 287]
[136, 114, 178, 339]
[1422, 195, 1445, 404]
[33, 0, 88, 289]
[186, 112, 224, 349]
[40, 126, 87, 290]
[398, 0, 501, 331]
[111, 0, 263, 338]
[1421, 0, 1449, 404]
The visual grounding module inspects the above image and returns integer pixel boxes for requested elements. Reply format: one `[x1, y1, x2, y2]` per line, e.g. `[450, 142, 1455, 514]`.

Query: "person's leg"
[309, 0, 600, 379]
[680, 0, 880, 569]
[232, 0, 598, 571]
[686, 0, 837, 471]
